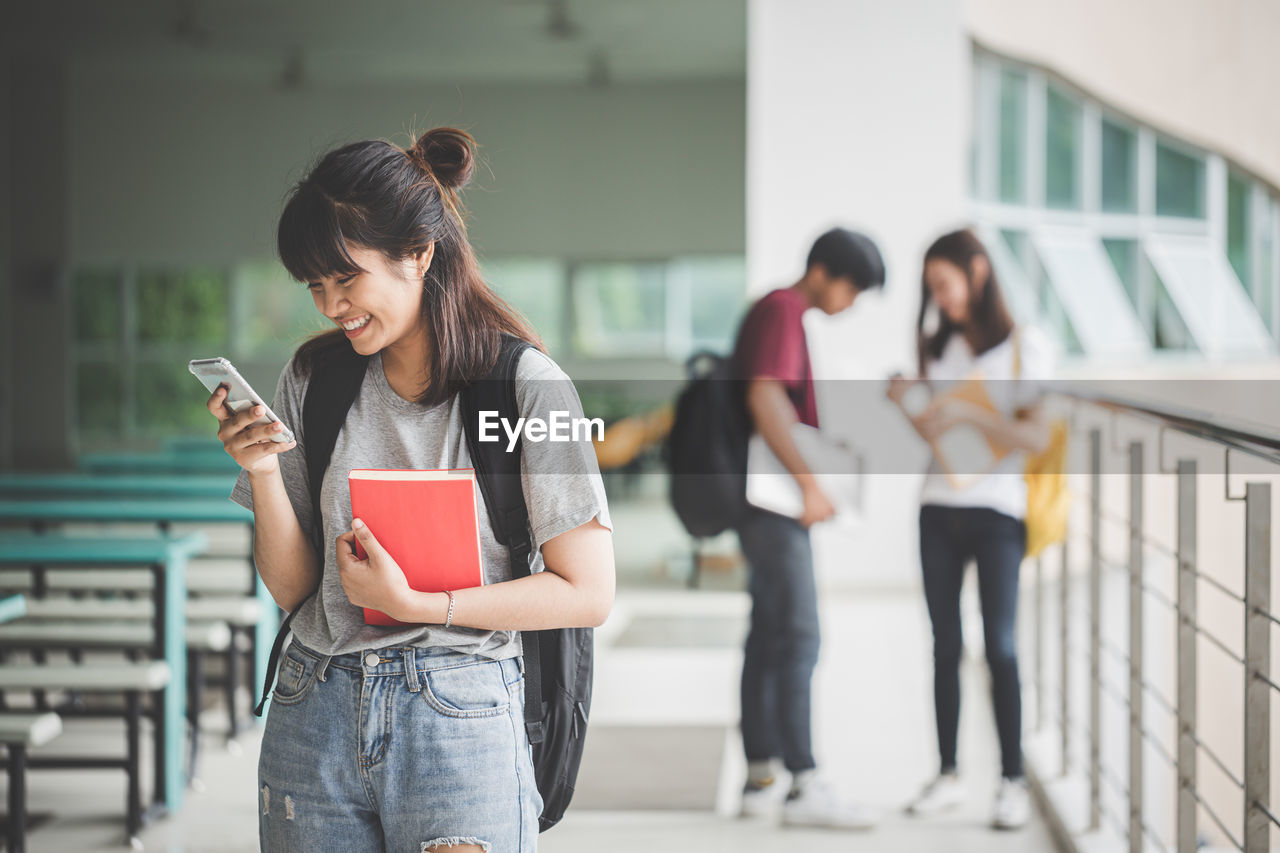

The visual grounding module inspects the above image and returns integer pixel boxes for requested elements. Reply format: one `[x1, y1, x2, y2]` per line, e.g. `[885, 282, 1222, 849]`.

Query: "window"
[1155, 140, 1205, 218]
[1100, 119, 1137, 213]
[572, 263, 667, 357]
[1103, 238, 1139, 312]
[671, 256, 746, 353]
[998, 69, 1027, 204]
[1045, 86, 1081, 209]
[1226, 171, 1250, 291]
[483, 259, 567, 354]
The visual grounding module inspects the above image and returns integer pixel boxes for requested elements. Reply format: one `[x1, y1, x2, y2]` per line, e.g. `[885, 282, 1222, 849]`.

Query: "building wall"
[747, 0, 971, 586]
[966, 0, 1280, 188]
[68, 73, 746, 265]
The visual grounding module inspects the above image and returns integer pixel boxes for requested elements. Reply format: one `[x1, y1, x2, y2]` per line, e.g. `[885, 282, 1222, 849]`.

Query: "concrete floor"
[12, 584, 1056, 852]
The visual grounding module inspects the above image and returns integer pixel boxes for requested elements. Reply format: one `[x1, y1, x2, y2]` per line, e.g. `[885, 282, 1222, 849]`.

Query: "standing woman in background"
[887, 229, 1052, 830]
[208, 126, 614, 853]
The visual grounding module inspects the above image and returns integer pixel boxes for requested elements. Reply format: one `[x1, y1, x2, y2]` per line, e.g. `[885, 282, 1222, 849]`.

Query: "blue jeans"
[737, 506, 820, 773]
[258, 639, 541, 852]
[919, 504, 1025, 780]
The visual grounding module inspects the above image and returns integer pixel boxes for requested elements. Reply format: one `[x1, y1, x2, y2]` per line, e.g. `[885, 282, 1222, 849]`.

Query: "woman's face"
[307, 245, 428, 356]
[923, 257, 973, 326]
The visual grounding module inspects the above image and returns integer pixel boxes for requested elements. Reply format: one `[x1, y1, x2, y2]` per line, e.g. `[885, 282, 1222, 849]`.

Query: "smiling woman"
[209, 125, 616, 853]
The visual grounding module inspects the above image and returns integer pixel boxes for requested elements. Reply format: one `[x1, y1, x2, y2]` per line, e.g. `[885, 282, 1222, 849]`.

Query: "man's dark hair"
[806, 228, 886, 291]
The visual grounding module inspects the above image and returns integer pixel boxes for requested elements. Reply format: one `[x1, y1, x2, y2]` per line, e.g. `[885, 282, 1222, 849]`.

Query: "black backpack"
[253, 334, 592, 833]
[665, 350, 751, 538]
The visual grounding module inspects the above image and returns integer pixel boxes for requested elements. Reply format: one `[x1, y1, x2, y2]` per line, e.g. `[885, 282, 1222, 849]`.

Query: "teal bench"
[0, 473, 237, 501]
[0, 497, 276, 738]
[0, 533, 205, 841]
[78, 451, 240, 476]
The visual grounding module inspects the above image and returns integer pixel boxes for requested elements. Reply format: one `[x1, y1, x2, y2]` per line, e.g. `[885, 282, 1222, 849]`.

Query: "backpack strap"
[459, 334, 543, 743]
[253, 344, 369, 717]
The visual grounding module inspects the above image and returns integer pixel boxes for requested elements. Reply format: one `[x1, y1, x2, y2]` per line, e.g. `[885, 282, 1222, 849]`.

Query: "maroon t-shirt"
[732, 287, 819, 428]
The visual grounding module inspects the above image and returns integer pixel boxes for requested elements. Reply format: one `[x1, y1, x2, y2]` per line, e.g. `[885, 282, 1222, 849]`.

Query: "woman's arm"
[335, 516, 615, 630]
[209, 386, 321, 611]
[247, 468, 323, 611]
[917, 398, 1052, 455]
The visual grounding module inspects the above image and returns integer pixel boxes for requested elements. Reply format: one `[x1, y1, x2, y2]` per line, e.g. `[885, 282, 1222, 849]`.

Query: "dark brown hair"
[916, 228, 1014, 374]
[277, 126, 543, 405]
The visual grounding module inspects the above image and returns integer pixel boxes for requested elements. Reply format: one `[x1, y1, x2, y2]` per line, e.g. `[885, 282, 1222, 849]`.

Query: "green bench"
[0, 533, 204, 843]
[0, 473, 238, 501]
[0, 497, 276, 738]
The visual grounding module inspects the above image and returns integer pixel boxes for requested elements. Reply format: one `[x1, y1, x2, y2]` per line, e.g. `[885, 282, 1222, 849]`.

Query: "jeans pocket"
[271, 648, 318, 706]
[420, 660, 511, 719]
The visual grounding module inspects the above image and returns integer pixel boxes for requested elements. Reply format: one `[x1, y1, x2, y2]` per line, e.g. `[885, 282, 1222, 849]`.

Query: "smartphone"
[188, 357, 296, 444]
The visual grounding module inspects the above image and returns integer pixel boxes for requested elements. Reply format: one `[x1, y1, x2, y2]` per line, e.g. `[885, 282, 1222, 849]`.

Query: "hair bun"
[412, 127, 475, 191]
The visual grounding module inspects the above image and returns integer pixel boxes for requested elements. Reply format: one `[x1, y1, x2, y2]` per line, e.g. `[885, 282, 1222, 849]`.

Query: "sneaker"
[782, 777, 879, 830]
[991, 777, 1030, 830]
[905, 772, 966, 816]
[740, 779, 787, 818]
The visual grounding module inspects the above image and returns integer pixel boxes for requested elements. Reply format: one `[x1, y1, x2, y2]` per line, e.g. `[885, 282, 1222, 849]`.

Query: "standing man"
[734, 227, 885, 828]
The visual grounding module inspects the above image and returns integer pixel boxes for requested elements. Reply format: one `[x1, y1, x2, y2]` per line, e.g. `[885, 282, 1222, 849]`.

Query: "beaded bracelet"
[444, 590, 456, 628]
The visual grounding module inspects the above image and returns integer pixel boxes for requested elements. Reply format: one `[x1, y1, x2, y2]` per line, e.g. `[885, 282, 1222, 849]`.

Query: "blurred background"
[2, 1, 1279, 851]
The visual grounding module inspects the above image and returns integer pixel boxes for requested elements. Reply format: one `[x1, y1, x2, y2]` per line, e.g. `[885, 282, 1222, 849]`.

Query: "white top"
[918, 326, 1054, 520]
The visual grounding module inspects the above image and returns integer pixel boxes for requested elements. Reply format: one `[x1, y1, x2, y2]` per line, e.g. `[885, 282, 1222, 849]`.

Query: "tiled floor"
[13, 586, 1055, 852]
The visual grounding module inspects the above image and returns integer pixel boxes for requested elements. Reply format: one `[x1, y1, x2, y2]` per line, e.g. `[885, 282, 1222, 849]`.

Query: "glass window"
[74, 270, 123, 343]
[670, 256, 746, 354]
[572, 263, 666, 356]
[1155, 141, 1205, 218]
[1103, 238, 1139, 310]
[1226, 171, 1250, 291]
[1045, 86, 1081, 209]
[76, 361, 123, 433]
[1100, 119, 1137, 213]
[237, 261, 326, 357]
[1150, 260, 1196, 351]
[484, 259, 567, 354]
[136, 361, 210, 434]
[136, 268, 229, 344]
[998, 69, 1027, 204]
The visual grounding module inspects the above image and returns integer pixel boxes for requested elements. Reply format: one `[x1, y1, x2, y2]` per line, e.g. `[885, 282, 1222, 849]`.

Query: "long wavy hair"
[916, 228, 1014, 374]
[277, 126, 542, 405]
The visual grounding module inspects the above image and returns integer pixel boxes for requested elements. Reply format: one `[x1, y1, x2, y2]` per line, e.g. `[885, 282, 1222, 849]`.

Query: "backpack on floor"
[254, 333, 592, 833]
[665, 351, 751, 538]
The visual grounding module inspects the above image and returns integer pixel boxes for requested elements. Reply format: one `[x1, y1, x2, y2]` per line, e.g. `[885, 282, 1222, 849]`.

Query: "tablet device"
[188, 357, 295, 444]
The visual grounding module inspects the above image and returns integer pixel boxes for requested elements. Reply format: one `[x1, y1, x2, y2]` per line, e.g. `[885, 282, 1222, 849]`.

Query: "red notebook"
[347, 468, 485, 626]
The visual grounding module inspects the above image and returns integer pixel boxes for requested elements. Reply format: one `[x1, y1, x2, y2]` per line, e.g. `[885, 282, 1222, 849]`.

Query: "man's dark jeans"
[737, 506, 820, 773]
[919, 504, 1026, 780]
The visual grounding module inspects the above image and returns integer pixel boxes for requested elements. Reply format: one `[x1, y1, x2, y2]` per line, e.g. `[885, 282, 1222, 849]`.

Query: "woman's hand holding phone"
[207, 384, 296, 475]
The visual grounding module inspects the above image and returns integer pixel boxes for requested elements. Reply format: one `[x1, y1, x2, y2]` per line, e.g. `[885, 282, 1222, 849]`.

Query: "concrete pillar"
[746, 0, 971, 585]
[6, 60, 72, 470]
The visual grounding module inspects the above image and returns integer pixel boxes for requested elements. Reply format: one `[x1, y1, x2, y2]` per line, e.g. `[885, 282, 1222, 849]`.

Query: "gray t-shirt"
[230, 347, 611, 659]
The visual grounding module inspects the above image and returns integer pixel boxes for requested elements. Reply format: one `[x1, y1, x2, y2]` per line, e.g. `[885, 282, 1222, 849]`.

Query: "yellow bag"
[1014, 330, 1069, 558]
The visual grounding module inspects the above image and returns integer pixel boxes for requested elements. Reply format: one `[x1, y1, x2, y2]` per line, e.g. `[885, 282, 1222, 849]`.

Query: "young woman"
[208, 127, 615, 853]
[887, 229, 1052, 830]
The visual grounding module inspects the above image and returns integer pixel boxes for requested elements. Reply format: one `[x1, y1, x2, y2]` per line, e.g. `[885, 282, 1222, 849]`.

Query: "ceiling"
[5, 0, 748, 86]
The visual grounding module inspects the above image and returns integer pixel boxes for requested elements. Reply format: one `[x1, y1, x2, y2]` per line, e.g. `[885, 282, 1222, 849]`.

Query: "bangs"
[276, 183, 366, 283]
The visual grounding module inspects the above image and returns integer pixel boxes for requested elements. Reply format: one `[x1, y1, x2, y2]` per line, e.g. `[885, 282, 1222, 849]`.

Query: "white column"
[747, 0, 970, 586]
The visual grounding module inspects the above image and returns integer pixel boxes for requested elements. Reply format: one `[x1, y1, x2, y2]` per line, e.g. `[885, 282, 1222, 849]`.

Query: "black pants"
[919, 504, 1025, 780]
[737, 506, 820, 773]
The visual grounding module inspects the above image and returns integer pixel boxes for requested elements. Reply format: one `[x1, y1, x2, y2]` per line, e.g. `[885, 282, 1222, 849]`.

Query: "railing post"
[1060, 534, 1070, 776]
[1128, 441, 1144, 853]
[1036, 553, 1045, 732]
[1089, 428, 1102, 831]
[1175, 460, 1198, 853]
[1243, 482, 1270, 853]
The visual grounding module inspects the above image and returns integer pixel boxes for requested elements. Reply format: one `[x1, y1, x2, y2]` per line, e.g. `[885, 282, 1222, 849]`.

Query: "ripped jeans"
[258, 639, 541, 852]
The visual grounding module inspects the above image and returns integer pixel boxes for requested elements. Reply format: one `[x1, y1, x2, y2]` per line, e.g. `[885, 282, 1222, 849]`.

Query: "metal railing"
[1029, 390, 1277, 853]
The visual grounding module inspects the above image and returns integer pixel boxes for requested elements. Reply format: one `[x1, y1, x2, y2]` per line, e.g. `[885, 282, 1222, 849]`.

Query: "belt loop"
[317, 654, 332, 683]
[402, 648, 421, 693]
[517, 655, 525, 677]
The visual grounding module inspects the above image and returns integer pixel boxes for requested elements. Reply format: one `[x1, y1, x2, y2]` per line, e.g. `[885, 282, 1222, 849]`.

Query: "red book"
[347, 468, 485, 626]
